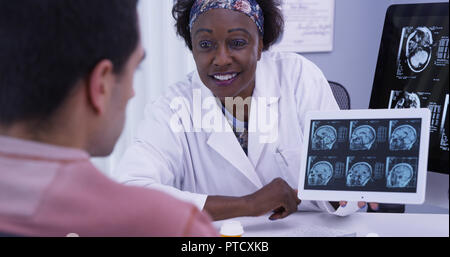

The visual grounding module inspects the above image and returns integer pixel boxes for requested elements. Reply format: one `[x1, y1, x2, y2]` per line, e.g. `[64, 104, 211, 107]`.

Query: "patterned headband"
[189, 0, 264, 36]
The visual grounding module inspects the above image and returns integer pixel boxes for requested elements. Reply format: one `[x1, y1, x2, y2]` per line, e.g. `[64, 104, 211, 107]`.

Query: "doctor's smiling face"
[190, 8, 263, 102]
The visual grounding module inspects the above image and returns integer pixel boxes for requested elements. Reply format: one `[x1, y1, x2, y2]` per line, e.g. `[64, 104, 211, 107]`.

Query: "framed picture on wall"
[271, 0, 335, 53]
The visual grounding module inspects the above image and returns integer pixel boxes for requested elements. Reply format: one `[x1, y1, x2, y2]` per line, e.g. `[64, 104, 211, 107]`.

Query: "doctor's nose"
[213, 45, 232, 67]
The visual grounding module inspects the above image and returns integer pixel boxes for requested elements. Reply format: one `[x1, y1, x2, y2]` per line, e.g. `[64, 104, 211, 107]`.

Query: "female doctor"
[115, 0, 377, 221]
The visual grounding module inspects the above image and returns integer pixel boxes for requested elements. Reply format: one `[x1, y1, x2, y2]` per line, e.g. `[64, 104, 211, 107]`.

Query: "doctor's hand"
[245, 178, 301, 221]
[338, 201, 379, 211]
[203, 178, 300, 221]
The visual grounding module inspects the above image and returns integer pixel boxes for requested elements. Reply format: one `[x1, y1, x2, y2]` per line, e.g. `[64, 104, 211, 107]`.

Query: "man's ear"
[86, 60, 115, 115]
[257, 37, 264, 61]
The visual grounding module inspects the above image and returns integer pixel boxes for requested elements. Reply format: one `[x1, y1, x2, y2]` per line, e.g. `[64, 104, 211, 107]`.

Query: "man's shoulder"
[58, 165, 215, 236]
[106, 184, 216, 236]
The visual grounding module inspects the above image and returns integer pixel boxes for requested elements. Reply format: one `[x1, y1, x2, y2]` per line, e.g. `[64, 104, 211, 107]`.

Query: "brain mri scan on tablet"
[387, 163, 414, 188]
[312, 125, 337, 150]
[298, 109, 430, 204]
[350, 125, 377, 151]
[390, 124, 417, 151]
[346, 162, 373, 187]
[307, 161, 334, 186]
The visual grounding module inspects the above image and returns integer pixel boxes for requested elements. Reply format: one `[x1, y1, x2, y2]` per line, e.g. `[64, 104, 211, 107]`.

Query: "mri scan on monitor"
[406, 27, 433, 73]
[369, 2, 448, 175]
[394, 91, 421, 109]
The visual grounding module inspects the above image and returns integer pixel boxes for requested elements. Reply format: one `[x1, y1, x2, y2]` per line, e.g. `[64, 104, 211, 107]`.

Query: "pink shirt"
[0, 136, 218, 237]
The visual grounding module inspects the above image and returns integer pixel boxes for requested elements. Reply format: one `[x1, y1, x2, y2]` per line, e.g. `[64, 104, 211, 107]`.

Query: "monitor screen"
[304, 118, 421, 193]
[369, 3, 449, 174]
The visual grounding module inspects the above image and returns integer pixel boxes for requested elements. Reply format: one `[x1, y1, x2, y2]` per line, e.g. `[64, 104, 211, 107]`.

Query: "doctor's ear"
[257, 37, 264, 61]
[86, 59, 115, 115]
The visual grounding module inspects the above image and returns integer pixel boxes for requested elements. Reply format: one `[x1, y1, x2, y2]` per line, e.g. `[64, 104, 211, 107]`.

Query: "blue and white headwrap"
[189, 0, 264, 36]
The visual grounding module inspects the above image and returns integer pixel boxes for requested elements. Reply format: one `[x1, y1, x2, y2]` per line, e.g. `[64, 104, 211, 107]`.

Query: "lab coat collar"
[192, 71, 263, 188]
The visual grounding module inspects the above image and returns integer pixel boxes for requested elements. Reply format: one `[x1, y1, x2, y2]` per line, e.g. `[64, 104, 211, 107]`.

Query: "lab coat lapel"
[193, 72, 263, 188]
[207, 131, 262, 188]
[248, 62, 281, 168]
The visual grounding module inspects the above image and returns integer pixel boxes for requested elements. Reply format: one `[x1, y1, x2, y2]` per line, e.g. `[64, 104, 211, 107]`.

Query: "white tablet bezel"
[297, 108, 431, 204]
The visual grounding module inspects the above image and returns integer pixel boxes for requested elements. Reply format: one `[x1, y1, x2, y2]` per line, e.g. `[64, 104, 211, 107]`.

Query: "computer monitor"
[369, 3, 449, 175]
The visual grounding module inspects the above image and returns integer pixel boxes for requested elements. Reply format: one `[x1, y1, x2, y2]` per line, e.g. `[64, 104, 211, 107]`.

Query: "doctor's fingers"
[340, 201, 370, 209]
[269, 207, 287, 220]
[284, 191, 301, 216]
[269, 202, 297, 221]
[293, 189, 302, 205]
[368, 202, 379, 211]
[356, 202, 378, 209]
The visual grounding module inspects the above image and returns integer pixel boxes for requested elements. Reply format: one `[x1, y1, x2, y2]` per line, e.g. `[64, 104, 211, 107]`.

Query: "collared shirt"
[0, 136, 217, 237]
[222, 105, 249, 155]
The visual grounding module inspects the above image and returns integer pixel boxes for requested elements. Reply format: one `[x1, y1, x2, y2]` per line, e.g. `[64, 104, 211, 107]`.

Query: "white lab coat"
[114, 52, 340, 214]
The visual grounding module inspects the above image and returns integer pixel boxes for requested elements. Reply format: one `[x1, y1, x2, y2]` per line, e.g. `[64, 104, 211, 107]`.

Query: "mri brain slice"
[308, 161, 333, 186]
[394, 91, 421, 109]
[346, 162, 372, 187]
[387, 163, 414, 188]
[350, 125, 376, 150]
[312, 125, 337, 150]
[390, 124, 417, 150]
[406, 27, 433, 73]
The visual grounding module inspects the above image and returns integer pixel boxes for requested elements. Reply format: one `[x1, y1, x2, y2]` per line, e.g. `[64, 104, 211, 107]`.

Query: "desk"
[213, 212, 449, 237]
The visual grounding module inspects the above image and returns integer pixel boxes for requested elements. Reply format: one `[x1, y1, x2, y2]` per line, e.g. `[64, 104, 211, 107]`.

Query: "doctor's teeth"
[214, 73, 237, 81]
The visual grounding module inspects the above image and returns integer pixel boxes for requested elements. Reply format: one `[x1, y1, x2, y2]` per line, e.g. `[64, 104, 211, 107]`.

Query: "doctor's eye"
[199, 40, 213, 49]
[229, 39, 247, 49]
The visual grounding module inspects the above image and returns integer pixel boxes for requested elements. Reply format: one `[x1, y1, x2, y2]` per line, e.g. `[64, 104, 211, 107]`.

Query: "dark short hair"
[0, 0, 139, 125]
[172, 0, 284, 51]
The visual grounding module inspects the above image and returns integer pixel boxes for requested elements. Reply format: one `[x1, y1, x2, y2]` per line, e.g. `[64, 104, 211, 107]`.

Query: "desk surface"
[213, 212, 449, 237]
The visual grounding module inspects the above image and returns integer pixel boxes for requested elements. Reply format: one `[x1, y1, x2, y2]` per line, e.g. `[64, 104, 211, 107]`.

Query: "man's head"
[0, 0, 144, 156]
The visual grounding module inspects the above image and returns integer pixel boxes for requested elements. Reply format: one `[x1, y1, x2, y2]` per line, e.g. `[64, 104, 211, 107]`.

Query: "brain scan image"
[350, 125, 376, 150]
[387, 163, 414, 188]
[312, 125, 337, 150]
[394, 91, 421, 109]
[346, 162, 372, 187]
[390, 124, 417, 150]
[406, 27, 433, 73]
[308, 161, 333, 186]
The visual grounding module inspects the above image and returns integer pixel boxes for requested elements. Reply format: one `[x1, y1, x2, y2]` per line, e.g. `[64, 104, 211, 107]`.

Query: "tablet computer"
[297, 108, 431, 204]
